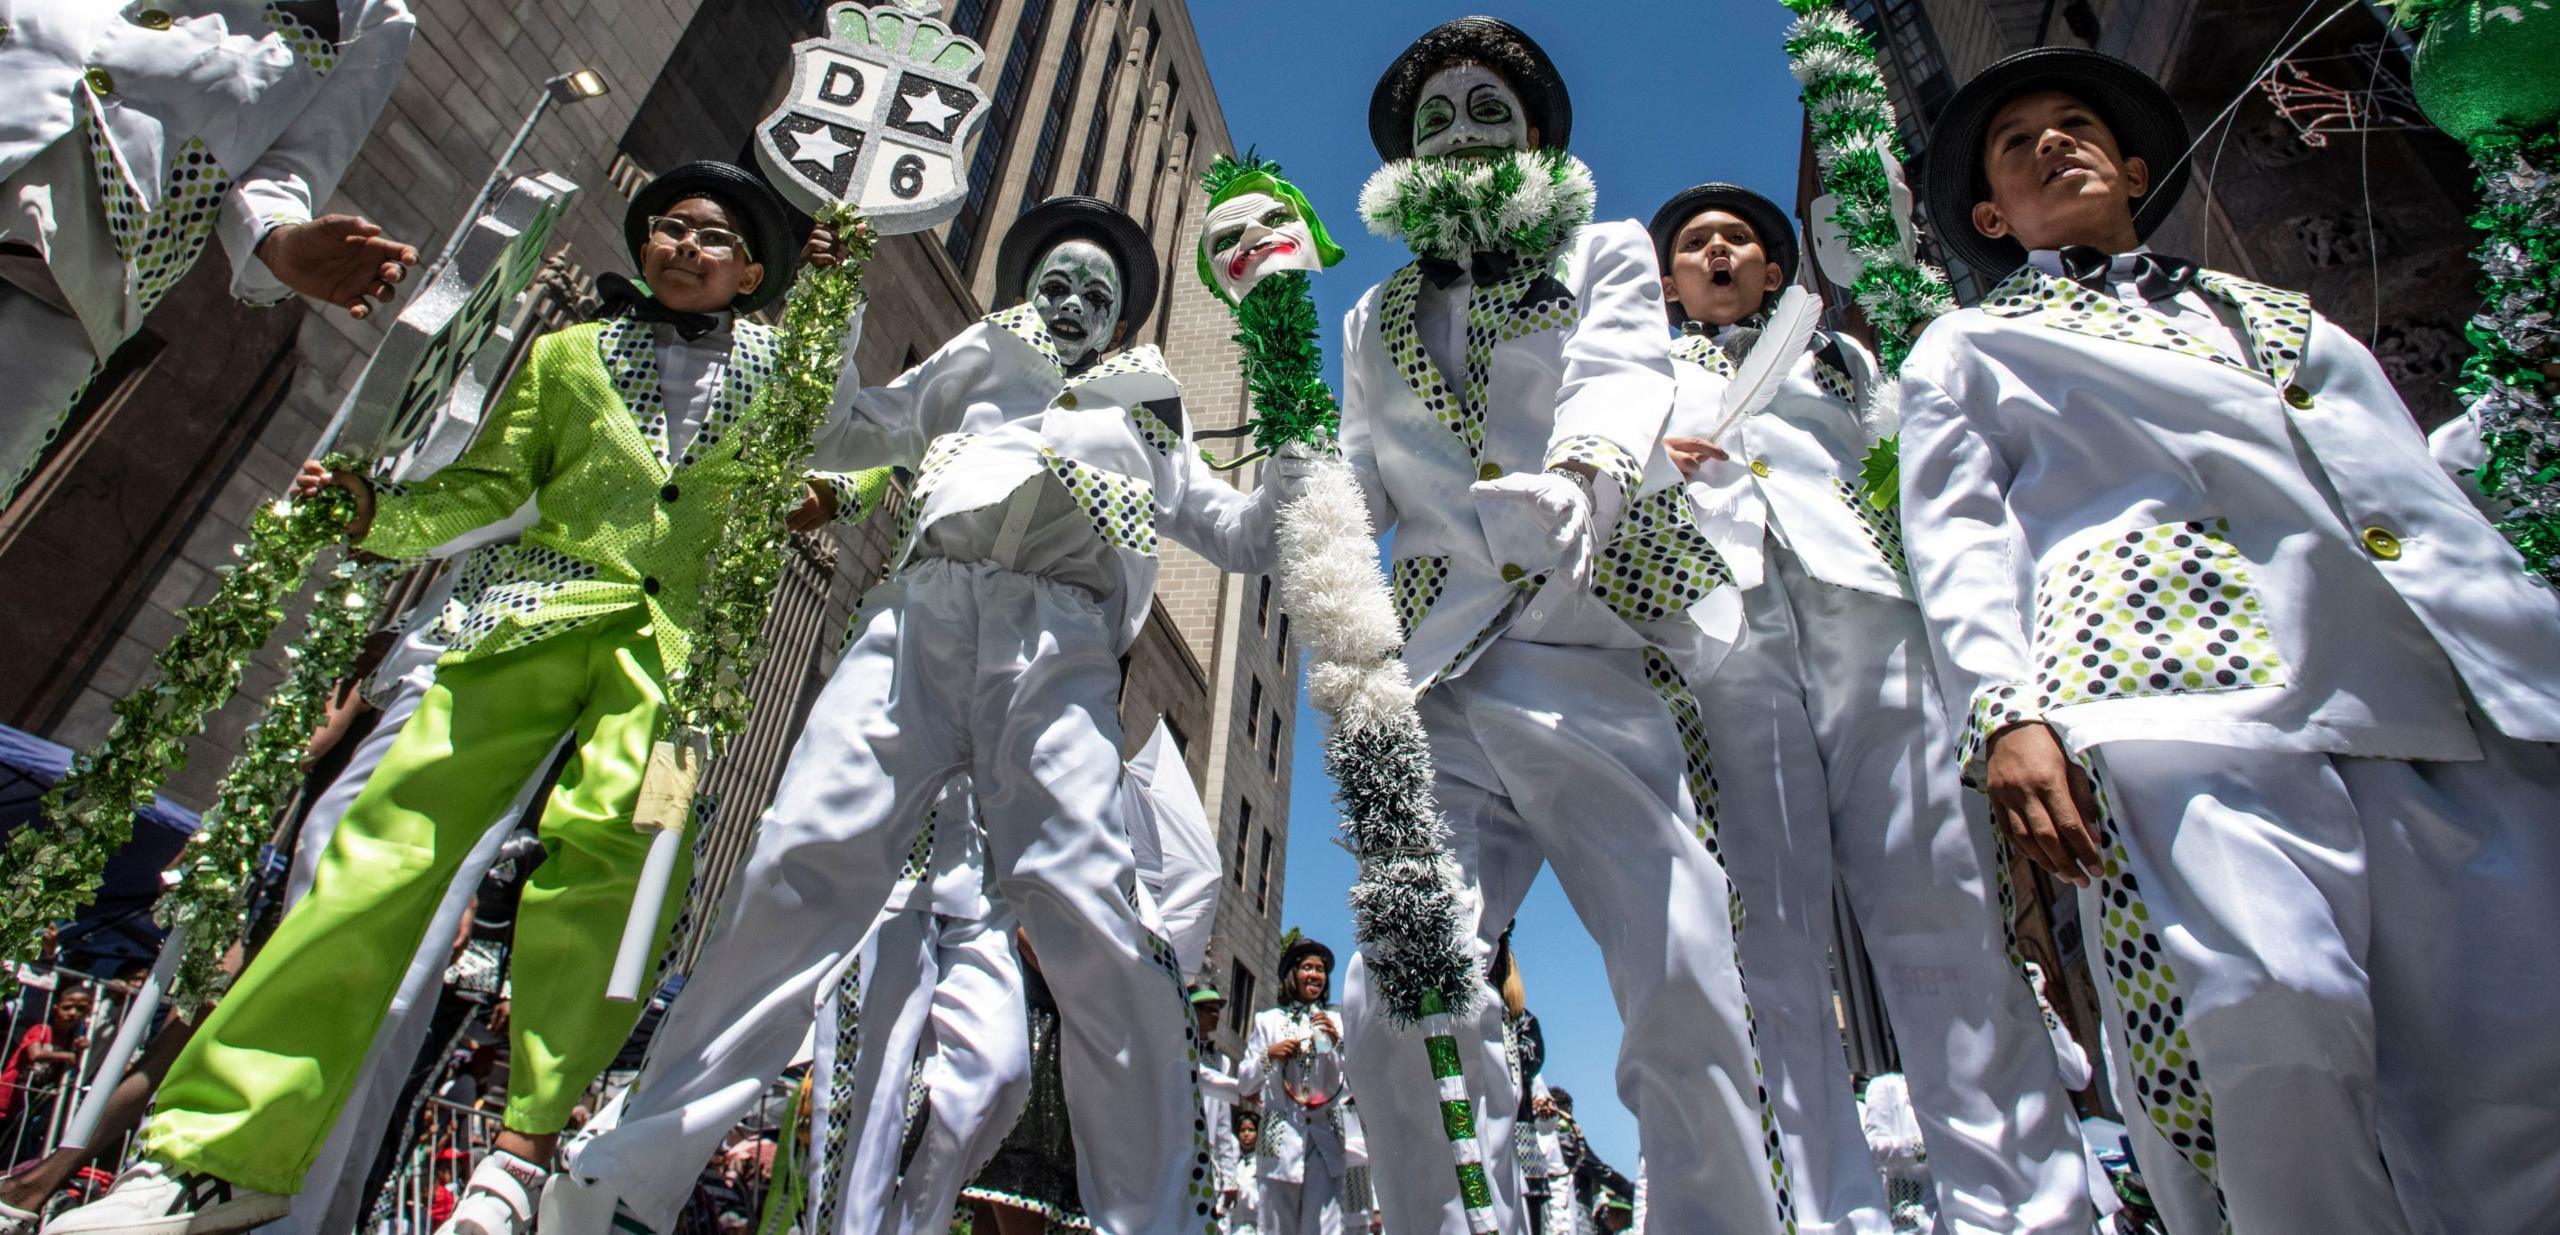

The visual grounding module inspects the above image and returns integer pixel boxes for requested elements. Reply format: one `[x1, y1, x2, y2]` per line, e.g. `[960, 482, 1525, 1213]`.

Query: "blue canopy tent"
[0, 723, 202, 969]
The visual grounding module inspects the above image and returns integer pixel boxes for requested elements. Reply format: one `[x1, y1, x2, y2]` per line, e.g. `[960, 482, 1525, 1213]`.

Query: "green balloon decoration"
[2411, 1, 2560, 143]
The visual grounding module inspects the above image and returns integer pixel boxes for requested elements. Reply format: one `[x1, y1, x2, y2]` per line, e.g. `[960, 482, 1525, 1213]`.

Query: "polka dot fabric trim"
[86, 125, 228, 318]
[895, 807, 936, 885]
[262, 4, 341, 73]
[984, 303, 1062, 373]
[1419, 578, 1543, 693]
[2079, 755, 2228, 1216]
[1980, 267, 2311, 388]
[1673, 332, 1739, 379]
[1543, 434, 1641, 498]
[1639, 648, 1801, 1234]
[2031, 520, 2286, 708]
[887, 431, 979, 562]
[1389, 555, 1450, 639]
[1593, 485, 1731, 625]
[1830, 476, 1907, 577]
[1381, 267, 1473, 457]
[600, 317, 782, 469]
[812, 955, 864, 1235]
[1812, 359, 1856, 403]
[1042, 450, 1158, 556]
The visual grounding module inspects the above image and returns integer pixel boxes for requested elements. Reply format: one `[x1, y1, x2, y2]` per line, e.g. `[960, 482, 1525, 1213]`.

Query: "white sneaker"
[434, 1153, 547, 1235]
[41, 1162, 288, 1235]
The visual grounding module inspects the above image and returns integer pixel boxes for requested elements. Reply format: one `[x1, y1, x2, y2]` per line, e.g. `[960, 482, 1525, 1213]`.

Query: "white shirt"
[653, 322, 732, 463]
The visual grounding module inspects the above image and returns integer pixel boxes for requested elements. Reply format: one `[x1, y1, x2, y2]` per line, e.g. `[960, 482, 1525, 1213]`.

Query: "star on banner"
[901, 86, 961, 134]
[788, 126, 856, 172]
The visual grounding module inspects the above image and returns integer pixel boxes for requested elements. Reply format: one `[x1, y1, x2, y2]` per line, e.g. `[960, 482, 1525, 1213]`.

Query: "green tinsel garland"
[666, 204, 875, 748]
[2, 477, 361, 977]
[2453, 128, 2560, 582]
[1782, 0, 1957, 510]
[161, 558, 395, 1004]
[1230, 270, 1339, 458]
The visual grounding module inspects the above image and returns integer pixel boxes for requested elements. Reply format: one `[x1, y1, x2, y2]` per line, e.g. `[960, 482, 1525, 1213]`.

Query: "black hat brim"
[626, 161, 799, 314]
[993, 195, 1161, 341]
[1920, 47, 2191, 281]
[1369, 17, 1572, 161]
[1648, 182, 1799, 323]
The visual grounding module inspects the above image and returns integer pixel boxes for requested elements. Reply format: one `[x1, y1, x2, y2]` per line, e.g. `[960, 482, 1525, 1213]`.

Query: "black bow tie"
[2056, 246, 2199, 304]
[598, 272, 724, 341]
[1417, 250, 1517, 289]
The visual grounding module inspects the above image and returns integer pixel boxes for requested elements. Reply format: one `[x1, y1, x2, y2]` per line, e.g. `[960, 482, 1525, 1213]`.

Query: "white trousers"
[563, 559, 1206, 1235]
[0, 284, 100, 506]
[2078, 725, 2560, 1235]
[1341, 637, 1788, 1235]
[1258, 1168, 1343, 1235]
[267, 662, 543, 1235]
[812, 905, 1028, 1235]
[1708, 552, 2091, 1234]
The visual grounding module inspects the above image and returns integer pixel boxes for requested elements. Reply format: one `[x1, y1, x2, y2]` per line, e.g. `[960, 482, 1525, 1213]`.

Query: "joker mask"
[1028, 238, 1122, 368]
[1411, 62, 1530, 160]
[1202, 190, 1323, 302]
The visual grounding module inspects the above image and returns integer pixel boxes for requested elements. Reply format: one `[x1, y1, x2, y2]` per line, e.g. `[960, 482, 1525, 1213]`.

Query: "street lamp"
[421, 68, 611, 283]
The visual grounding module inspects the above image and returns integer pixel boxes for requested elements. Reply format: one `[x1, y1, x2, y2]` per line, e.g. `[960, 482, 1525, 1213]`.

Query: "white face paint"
[1028, 238, 1122, 367]
[1202, 190, 1322, 301]
[1411, 62, 1529, 160]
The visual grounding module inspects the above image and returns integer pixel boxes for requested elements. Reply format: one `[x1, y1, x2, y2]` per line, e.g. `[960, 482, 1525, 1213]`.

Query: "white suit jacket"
[1237, 1002, 1361, 1186]
[1339, 219, 1692, 689]
[1675, 331, 1907, 599]
[815, 304, 1280, 650]
[1, 1, 414, 306]
[1898, 262, 2560, 782]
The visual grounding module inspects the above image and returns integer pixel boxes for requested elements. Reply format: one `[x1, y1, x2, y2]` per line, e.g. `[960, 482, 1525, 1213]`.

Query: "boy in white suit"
[1649, 182, 2092, 1234]
[1899, 46, 2560, 1235]
[0, 0, 421, 499]
[1332, 17, 1787, 1235]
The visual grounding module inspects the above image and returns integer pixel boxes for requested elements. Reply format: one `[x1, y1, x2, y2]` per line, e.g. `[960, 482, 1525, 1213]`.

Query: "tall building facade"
[0, 0, 1294, 1062]
[1797, 0, 2482, 1094]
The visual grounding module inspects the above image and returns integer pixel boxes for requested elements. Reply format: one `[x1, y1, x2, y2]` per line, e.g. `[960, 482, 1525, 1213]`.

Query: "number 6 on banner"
[755, 0, 993, 233]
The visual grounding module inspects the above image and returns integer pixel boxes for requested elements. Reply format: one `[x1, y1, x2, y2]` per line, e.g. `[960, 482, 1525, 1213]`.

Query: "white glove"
[1473, 469, 1592, 585]
[1268, 441, 1324, 505]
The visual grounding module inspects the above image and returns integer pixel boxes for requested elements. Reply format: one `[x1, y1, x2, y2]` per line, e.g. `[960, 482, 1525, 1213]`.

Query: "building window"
[1248, 677, 1264, 743]
[1257, 575, 1272, 628]
[1162, 716, 1187, 752]
[1019, 0, 1095, 201]
[1228, 959, 1257, 1035]
[1116, 56, 1172, 206]
[1266, 719, 1280, 773]
[945, 0, 1055, 266]
[1273, 613, 1289, 663]
[1073, 35, 1123, 197]
[1255, 831, 1276, 913]
[1840, 0, 1954, 157]
[1232, 799, 1253, 890]
[948, 0, 995, 40]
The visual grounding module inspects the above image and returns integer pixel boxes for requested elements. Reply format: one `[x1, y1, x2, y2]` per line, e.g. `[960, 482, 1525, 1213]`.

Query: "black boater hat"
[625, 161, 800, 314]
[1920, 47, 2193, 280]
[1648, 182, 1800, 323]
[993, 195, 1162, 339]
[1369, 16, 1572, 161]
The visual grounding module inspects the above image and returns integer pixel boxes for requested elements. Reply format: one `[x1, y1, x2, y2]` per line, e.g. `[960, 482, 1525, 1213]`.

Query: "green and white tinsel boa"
[1359, 149, 1597, 269]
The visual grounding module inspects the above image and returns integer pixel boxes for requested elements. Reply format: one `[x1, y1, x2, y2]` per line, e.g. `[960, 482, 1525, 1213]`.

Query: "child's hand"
[1983, 721, 2104, 886]
[294, 460, 377, 541]
[1663, 435, 1726, 479]
[786, 482, 837, 533]
[800, 218, 870, 270]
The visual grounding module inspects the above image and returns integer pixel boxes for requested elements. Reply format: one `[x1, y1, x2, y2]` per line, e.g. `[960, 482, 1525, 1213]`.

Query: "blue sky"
[1189, 1, 1810, 1176]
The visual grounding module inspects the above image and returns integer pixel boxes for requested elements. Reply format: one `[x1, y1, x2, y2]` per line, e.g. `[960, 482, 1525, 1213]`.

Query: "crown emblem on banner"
[825, 0, 987, 76]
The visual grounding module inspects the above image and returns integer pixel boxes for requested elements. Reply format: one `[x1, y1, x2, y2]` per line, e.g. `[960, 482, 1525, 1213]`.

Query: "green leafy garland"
[1357, 149, 1597, 268]
[665, 203, 875, 748]
[1782, 0, 1958, 507]
[0, 478, 362, 979]
[161, 558, 395, 1003]
[2456, 128, 2560, 582]
[1229, 270, 1338, 458]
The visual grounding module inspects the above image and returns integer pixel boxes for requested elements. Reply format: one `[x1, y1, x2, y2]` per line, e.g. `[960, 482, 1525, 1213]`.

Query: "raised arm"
[360, 335, 553, 561]
[1541, 223, 1678, 534]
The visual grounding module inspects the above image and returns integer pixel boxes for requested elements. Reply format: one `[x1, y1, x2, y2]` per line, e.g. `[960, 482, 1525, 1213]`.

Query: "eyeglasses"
[647, 215, 752, 259]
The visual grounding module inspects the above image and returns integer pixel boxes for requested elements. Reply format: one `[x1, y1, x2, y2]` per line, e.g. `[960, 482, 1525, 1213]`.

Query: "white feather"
[1861, 376, 1903, 444]
[1708, 285, 1821, 443]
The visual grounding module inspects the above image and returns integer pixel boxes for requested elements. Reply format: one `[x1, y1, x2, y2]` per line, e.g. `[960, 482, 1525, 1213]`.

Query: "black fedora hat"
[625, 161, 799, 314]
[1648, 182, 1799, 323]
[993, 195, 1162, 340]
[1369, 16, 1572, 161]
[1920, 47, 2192, 280]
